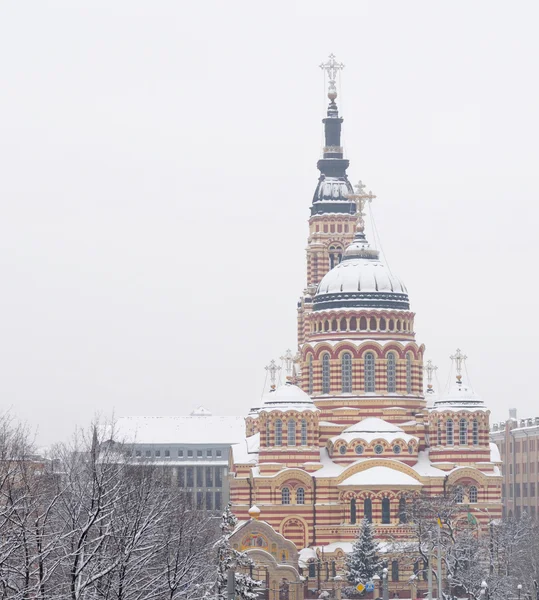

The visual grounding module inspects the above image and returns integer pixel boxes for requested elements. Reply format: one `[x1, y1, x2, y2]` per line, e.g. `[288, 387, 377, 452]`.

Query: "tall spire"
[312, 54, 355, 215]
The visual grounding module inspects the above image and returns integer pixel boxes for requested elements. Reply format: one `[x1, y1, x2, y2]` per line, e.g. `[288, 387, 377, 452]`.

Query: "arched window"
[446, 419, 454, 445]
[364, 498, 372, 523]
[324, 320, 329, 332]
[329, 245, 342, 269]
[341, 353, 352, 393]
[287, 420, 296, 446]
[382, 498, 391, 524]
[360, 317, 367, 331]
[387, 353, 396, 393]
[459, 418, 468, 445]
[350, 317, 357, 330]
[399, 497, 407, 523]
[297, 487, 305, 505]
[331, 319, 337, 332]
[266, 421, 271, 446]
[369, 317, 377, 330]
[391, 560, 399, 582]
[456, 487, 464, 503]
[364, 352, 375, 393]
[469, 485, 478, 503]
[282, 487, 290, 505]
[275, 420, 282, 446]
[472, 419, 479, 446]
[308, 562, 316, 578]
[437, 420, 443, 445]
[389, 319, 395, 331]
[308, 355, 313, 395]
[322, 354, 330, 394]
[406, 353, 413, 394]
[350, 498, 357, 524]
[380, 317, 386, 331]
[301, 419, 308, 446]
[340, 318, 347, 331]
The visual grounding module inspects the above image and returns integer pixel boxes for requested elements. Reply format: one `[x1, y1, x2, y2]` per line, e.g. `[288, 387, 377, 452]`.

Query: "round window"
[393, 444, 401, 454]
[408, 443, 414, 455]
[339, 445, 347, 455]
[355, 445, 364, 455]
[374, 444, 384, 455]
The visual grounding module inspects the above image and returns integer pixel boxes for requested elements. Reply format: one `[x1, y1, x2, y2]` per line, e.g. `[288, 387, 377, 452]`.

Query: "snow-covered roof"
[490, 442, 501, 463]
[190, 406, 212, 416]
[338, 466, 422, 488]
[115, 415, 246, 445]
[412, 451, 447, 477]
[231, 433, 260, 465]
[259, 383, 319, 413]
[330, 417, 418, 445]
[432, 379, 486, 411]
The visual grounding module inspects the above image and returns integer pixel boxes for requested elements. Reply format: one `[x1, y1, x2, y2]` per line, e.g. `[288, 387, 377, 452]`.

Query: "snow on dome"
[190, 406, 212, 416]
[432, 379, 486, 411]
[338, 466, 422, 488]
[313, 232, 409, 312]
[331, 417, 418, 445]
[259, 382, 319, 413]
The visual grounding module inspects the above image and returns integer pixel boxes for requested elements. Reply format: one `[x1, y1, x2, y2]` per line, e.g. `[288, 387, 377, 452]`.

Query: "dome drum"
[313, 290, 410, 312]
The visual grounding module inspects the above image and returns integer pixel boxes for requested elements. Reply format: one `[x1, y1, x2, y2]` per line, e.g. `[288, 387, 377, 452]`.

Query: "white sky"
[1, 1, 538, 445]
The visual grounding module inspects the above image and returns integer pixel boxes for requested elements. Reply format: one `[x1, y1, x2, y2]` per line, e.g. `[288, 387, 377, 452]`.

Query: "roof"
[432, 379, 486, 411]
[338, 466, 422, 487]
[114, 415, 246, 445]
[331, 417, 418, 445]
[259, 383, 319, 413]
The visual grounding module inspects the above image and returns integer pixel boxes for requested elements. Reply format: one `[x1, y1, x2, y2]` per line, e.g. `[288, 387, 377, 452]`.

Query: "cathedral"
[229, 56, 502, 598]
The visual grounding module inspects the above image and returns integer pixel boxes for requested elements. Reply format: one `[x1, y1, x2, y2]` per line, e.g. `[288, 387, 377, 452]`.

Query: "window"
[187, 450, 193, 458]
[364, 498, 372, 523]
[408, 443, 414, 455]
[370, 317, 377, 330]
[339, 445, 346, 455]
[515, 483, 521, 497]
[391, 560, 399, 582]
[215, 468, 223, 487]
[355, 445, 364, 455]
[329, 245, 342, 268]
[206, 491, 213, 510]
[406, 353, 413, 394]
[178, 449, 184, 457]
[308, 563, 316, 578]
[341, 353, 352, 393]
[446, 419, 454, 445]
[374, 444, 384, 455]
[215, 492, 222, 510]
[301, 420, 308, 446]
[165, 449, 170, 458]
[196, 467, 203, 485]
[393, 444, 401, 455]
[399, 497, 407, 523]
[186, 467, 194, 487]
[322, 354, 331, 394]
[387, 353, 396, 393]
[308, 356, 314, 395]
[437, 420, 443, 445]
[472, 419, 479, 446]
[197, 450, 203, 458]
[206, 467, 213, 487]
[145, 450, 151, 458]
[216, 449, 222, 458]
[456, 487, 464, 503]
[266, 421, 270, 446]
[275, 420, 283, 446]
[360, 317, 367, 331]
[297, 487, 305, 505]
[509, 464, 513, 474]
[287, 420, 296, 446]
[350, 498, 357, 524]
[178, 468, 185, 487]
[459, 419, 468, 445]
[502, 484, 506, 498]
[206, 449, 212, 457]
[155, 450, 161, 458]
[196, 492, 204, 509]
[469, 485, 478, 503]
[531, 483, 536, 497]
[282, 487, 291, 505]
[382, 498, 391, 524]
[509, 483, 513, 497]
[524, 483, 528, 497]
[364, 352, 375, 393]
[136, 450, 141, 457]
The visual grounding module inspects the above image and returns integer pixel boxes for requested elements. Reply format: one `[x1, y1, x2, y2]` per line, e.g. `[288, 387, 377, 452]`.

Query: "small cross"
[280, 349, 294, 377]
[265, 359, 281, 390]
[346, 181, 377, 232]
[450, 348, 467, 382]
[424, 360, 438, 393]
[319, 54, 344, 99]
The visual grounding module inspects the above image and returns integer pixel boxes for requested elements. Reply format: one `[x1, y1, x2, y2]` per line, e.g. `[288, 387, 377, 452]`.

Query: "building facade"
[229, 57, 502, 596]
[115, 407, 244, 510]
[491, 409, 539, 520]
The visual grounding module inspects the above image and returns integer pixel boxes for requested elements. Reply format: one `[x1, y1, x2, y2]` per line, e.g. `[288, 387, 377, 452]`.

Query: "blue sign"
[365, 583, 375, 592]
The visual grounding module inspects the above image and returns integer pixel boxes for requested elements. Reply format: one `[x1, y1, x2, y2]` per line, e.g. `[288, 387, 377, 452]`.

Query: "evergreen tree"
[346, 517, 383, 585]
[215, 503, 263, 600]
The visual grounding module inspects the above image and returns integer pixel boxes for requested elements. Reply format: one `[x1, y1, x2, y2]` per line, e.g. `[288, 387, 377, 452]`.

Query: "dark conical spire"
[312, 55, 355, 216]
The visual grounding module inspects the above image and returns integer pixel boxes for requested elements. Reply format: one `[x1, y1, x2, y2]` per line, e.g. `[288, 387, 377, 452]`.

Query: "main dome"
[313, 232, 409, 311]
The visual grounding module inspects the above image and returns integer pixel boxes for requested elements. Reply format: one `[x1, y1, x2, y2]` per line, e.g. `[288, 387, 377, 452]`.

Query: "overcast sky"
[1, 1, 537, 445]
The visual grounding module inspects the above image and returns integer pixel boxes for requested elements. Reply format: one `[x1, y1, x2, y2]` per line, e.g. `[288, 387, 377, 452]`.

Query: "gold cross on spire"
[424, 359, 438, 393]
[450, 348, 467, 382]
[265, 359, 281, 391]
[319, 54, 344, 100]
[346, 180, 377, 233]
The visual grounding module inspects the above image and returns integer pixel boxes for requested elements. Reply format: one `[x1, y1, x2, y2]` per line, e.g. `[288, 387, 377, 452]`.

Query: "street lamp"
[518, 584, 523, 600]
[382, 568, 389, 600]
